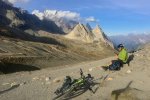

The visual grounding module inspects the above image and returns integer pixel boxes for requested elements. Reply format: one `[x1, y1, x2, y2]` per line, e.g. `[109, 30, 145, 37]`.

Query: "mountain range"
[32, 10, 78, 34]
[0, 0, 64, 35]
[110, 33, 150, 52]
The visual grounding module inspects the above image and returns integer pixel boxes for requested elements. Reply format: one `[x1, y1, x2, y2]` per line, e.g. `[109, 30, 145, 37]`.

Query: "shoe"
[101, 66, 108, 71]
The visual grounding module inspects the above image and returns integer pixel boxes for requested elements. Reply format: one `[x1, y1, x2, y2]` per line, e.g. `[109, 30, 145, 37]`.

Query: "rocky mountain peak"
[65, 23, 114, 48]
[65, 23, 95, 43]
[92, 25, 114, 48]
[92, 24, 108, 41]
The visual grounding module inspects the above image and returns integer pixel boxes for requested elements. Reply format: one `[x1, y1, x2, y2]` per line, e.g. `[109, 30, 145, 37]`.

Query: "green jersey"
[118, 48, 128, 63]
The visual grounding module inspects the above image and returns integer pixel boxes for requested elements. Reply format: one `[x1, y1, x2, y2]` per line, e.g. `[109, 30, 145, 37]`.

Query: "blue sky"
[11, 0, 150, 36]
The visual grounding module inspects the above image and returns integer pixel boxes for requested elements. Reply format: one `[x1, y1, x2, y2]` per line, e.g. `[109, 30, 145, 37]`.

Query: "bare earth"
[0, 46, 150, 100]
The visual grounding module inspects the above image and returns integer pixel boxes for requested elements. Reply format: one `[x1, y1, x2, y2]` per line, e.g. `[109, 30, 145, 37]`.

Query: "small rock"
[135, 54, 139, 56]
[89, 68, 93, 72]
[107, 77, 113, 81]
[127, 70, 132, 74]
[99, 67, 103, 70]
[3, 40, 9, 43]
[18, 53, 23, 55]
[53, 78, 61, 83]
[45, 77, 51, 81]
[139, 81, 144, 84]
[32, 77, 40, 81]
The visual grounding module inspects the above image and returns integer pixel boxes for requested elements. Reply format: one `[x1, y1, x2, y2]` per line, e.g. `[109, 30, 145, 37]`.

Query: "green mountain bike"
[53, 68, 94, 100]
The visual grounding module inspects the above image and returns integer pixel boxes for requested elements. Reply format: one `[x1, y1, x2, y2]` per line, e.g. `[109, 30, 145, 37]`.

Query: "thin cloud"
[71, 6, 91, 11]
[85, 16, 97, 22]
[3, 0, 30, 4]
[86, 0, 150, 15]
[105, 0, 150, 15]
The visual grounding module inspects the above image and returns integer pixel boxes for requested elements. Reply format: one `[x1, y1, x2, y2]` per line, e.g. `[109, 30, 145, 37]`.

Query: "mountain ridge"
[65, 23, 114, 49]
[110, 33, 150, 52]
[0, 0, 64, 35]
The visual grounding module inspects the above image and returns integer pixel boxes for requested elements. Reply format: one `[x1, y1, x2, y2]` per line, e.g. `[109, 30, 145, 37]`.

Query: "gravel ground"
[0, 52, 150, 100]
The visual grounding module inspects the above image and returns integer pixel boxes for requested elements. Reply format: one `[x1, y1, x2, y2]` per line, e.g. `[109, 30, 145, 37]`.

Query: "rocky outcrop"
[6, 10, 25, 27]
[92, 25, 108, 42]
[65, 23, 95, 43]
[65, 23, 114, 48]
[92, 25, 114, 48]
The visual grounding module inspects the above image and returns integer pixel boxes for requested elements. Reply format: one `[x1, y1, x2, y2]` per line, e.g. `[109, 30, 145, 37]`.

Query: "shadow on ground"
[111, 81, 142, 100]
[0, 62, 40, 74]
[127, 54, 134, 66]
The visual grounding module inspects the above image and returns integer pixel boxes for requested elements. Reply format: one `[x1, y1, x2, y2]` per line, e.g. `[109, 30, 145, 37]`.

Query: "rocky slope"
[0, 30, 115, 74]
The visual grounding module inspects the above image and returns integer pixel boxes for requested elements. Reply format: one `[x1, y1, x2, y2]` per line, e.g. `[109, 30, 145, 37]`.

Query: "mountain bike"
[53, 68, 94, 100]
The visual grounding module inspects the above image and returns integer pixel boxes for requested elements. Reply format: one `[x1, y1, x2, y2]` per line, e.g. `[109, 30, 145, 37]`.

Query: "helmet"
[117, 44, 124, 48]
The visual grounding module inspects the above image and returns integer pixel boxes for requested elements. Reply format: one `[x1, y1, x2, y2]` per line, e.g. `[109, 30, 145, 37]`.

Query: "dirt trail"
[0, 55, 150, 100]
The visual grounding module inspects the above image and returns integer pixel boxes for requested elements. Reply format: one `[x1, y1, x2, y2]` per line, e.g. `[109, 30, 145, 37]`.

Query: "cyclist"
[102, 44, 128, 70]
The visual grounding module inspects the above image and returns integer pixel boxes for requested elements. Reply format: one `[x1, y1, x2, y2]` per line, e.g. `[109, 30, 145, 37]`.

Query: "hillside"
[0, 27, 115, 74]
[0, 0, 63, 34]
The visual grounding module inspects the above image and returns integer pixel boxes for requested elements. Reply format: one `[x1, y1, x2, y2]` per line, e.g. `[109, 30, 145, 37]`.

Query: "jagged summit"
[65, 23, 95, 43]
[92, 25, 114, 48]
[92, 25, 108, 42]
[65, 23, 114, 48]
